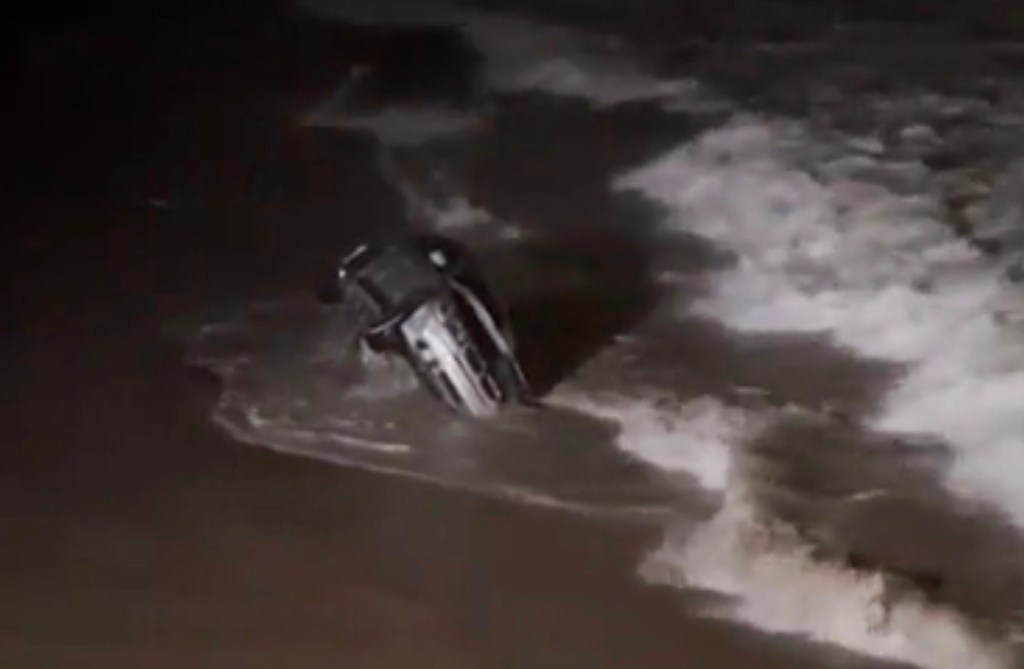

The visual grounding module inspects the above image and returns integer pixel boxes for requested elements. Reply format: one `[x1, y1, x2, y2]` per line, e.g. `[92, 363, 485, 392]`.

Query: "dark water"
[9, 2, 1024, 668]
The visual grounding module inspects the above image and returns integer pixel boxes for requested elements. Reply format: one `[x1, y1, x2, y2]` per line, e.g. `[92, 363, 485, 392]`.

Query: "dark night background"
[8, 0, 1024, 53]
[5, 0, 1024, 667]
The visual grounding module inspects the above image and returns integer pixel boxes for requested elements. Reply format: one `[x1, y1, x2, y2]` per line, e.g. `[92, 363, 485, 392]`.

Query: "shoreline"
[5, 3, 1017, 668]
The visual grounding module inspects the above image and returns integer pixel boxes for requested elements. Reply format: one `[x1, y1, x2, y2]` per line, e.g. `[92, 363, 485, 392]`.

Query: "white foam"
[606, 78, 1024, 662]
[615, 118, 989, 356]
[346, 345, 422, 400]
[642, 491, 1012, 669]
[300, 0, 718, 109]
[556, 383, 1014, 667]
[303, 103, 480, 146]
[215, 406, 658, 520]
[382, 163, 505, 235]
[550, 391, 759, 491]
[877, 332, 1024, 520]
[456, 13, 706, 107]
[616, 109, 1024, 532]
[425, 195, 495, 231]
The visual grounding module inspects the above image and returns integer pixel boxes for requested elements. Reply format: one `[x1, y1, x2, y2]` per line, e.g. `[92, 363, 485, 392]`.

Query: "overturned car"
[320, 235, 532, 418]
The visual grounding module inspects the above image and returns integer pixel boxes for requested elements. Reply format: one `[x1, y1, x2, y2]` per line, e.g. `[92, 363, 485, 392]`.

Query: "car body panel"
[331, 236, 531, 418]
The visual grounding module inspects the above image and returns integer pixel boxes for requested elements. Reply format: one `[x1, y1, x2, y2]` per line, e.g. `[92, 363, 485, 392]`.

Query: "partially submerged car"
[322, 235, 531, 418]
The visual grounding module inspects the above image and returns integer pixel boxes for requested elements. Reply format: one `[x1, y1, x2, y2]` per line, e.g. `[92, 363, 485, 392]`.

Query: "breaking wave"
[616, 93, 1024, 530]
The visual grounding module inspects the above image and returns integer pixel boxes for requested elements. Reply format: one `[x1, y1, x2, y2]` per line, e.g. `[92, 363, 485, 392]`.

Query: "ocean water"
[181, 2, 1024, 667]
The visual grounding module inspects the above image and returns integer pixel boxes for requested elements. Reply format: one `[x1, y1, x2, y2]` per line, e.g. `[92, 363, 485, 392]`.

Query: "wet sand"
[1, 5, 974, 668]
